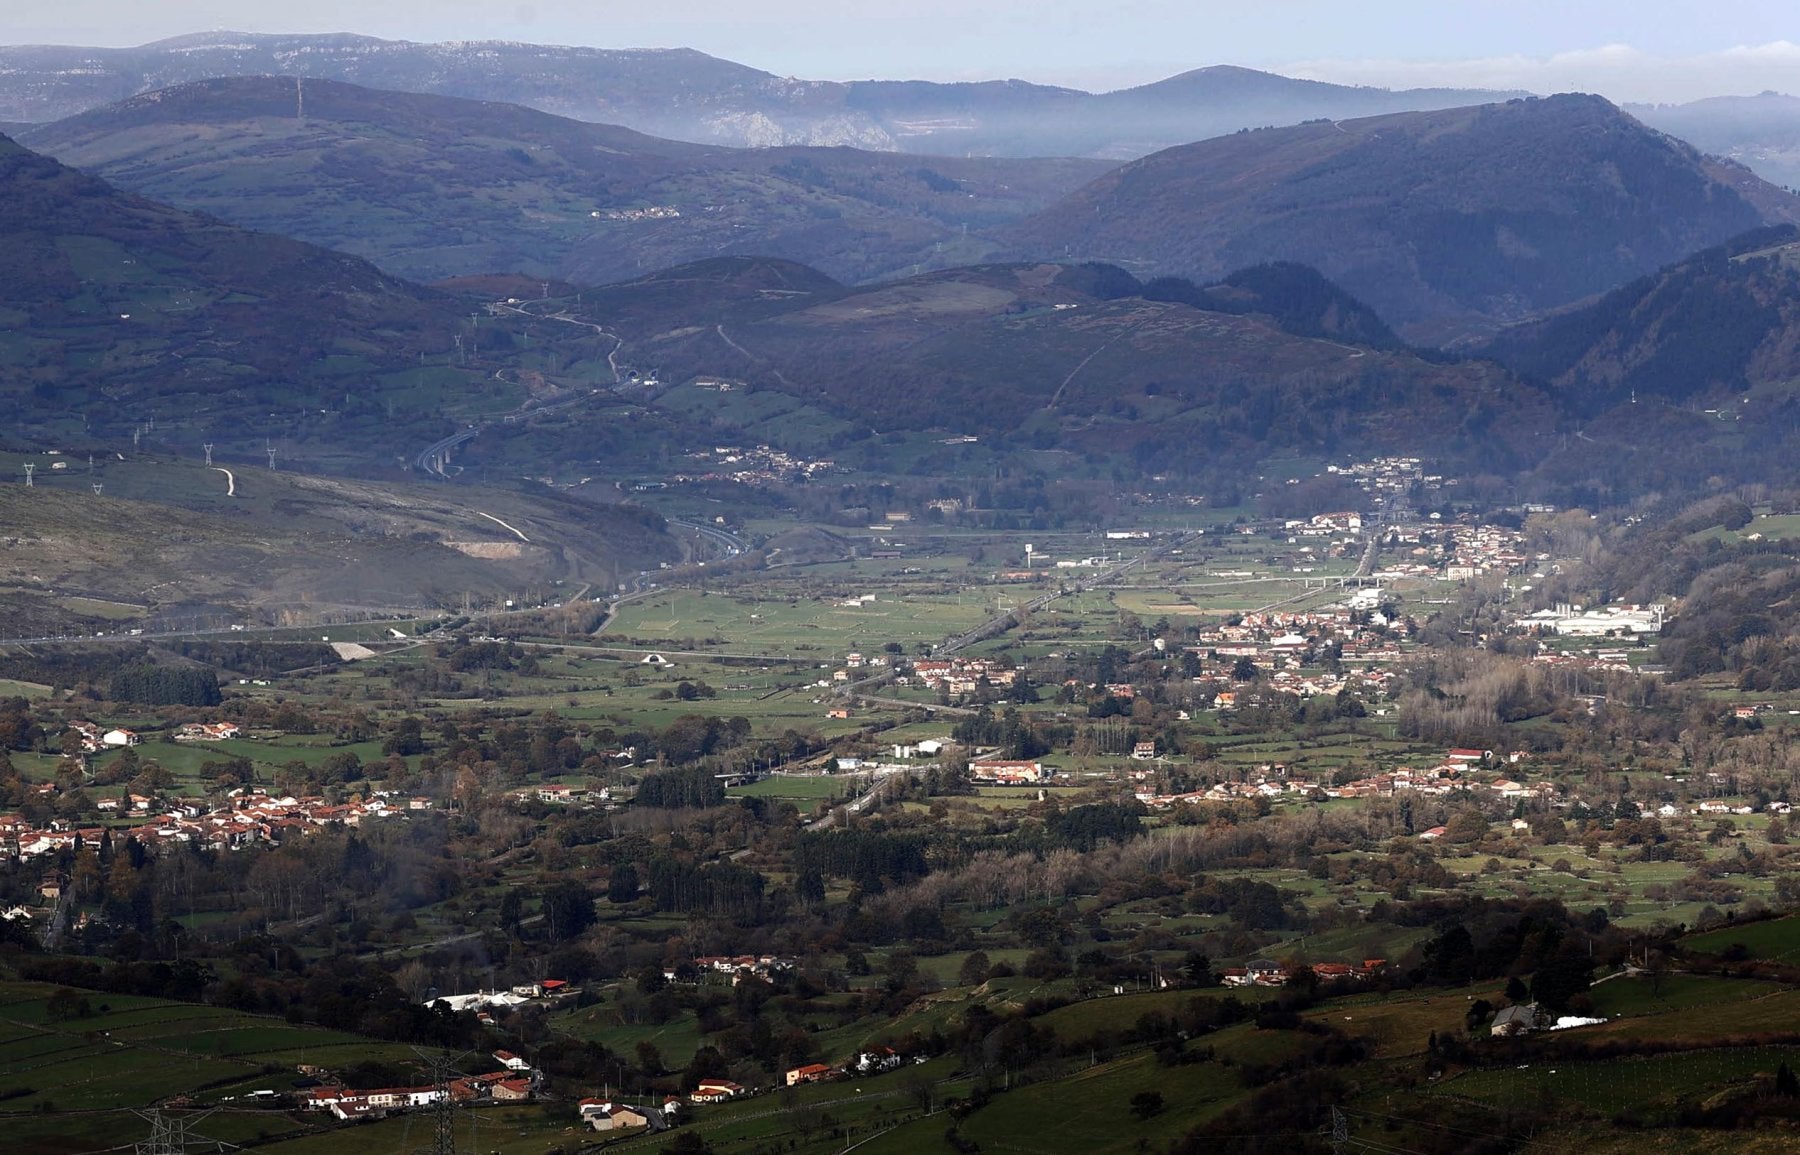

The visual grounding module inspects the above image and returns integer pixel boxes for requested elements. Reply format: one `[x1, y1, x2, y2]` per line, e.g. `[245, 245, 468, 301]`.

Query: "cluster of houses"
[1133, 750, 1560, 812]
[571, 1049, 912, 1135]
[506, 783, 611, 806]
[1220, 958, 1387, 987]
[301, 1052, 537, 1121]
[0, 788, 433, 861]
[1181, 606, 1406, 704]
[1324, 752, 1551, 804]
[905, 657, 1019, 695]
[1324, 456, 1441, 500]
[592, 205, 681, 221]
[579, 1097, 678, 1132]
[174, 721, 243, 742]
[670, 954, 799, 984]
[675, 444, 836, 486]
[63, 720, 142, 752]
[67, 718, 244, 753]
[785, 1046, 907, 1087]
[1135, 767, 1319, 809]
[969, 759, 1048, 785]
[1432, 523, 1535, 582]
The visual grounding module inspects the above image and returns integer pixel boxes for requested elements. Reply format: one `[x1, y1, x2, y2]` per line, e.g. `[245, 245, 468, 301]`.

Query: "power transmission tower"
[92, 483, 104, 496]
[133, 1108, 228, 1155]
[413, 1050, 466, 1155]
[267, 445, 277, 471]
[1328, 1105, 1350, 1155]
[203, 443, 214, 467]
[22, 464, 33, 488]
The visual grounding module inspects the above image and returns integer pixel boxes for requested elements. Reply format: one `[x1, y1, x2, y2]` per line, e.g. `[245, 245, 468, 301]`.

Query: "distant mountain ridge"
[18, 76, 1110, 286]
[0, 31, 1522, 158]
[1481, 224, 1800, 414]
[1007, 94, 1800, 342]
[1631, 93, 1800, 190]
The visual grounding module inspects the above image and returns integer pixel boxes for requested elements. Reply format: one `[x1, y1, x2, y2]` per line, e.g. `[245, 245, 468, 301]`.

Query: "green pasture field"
[1301, 984, 1509, 1059]
[0, 981, 420, 1107]
[602, 585, 991, 654]
[1571, 988, 1800, 1045]
[0, 678, 53, 699]
[1585, 974, 1786, 1019]
[1, 1104, 317, 1155]
[78, 735, 397, 795]
[634, 1055, 968, 1155]
[248, 1103, 567, 1155]
[1031, 989, 1225, 1043]
[57, 596, 145, 621]
[729, 775, 855, 801]
[910, 949, 1034, 984]
[1683, 915, 1800, 962]
[861, 1044, 1246, 1155]
[1443, 1045, 1800, 1116]
[564, 1006, 709, 1070]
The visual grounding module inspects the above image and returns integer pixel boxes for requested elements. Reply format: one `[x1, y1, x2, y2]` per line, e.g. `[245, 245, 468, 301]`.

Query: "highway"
[667, 518, 746, 562]
[415, 427, 480, 477]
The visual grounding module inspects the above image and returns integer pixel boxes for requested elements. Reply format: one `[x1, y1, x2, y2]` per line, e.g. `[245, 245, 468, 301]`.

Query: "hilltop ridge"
[0, 31, 1519, 158]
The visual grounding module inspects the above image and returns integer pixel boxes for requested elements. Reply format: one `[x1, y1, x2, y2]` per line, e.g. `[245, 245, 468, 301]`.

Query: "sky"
[5, 0, 1800, 102]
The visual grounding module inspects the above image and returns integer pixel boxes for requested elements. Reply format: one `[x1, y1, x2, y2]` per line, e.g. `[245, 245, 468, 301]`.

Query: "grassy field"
[1444, 1045, 1800, 1116]
[602, 583, 992, 655]
[916, 1049, 1241, 1154]
[1683, 916, 1800, 962]
[1585, 974, 1784, 1019]
[0, 981, 424, 1152]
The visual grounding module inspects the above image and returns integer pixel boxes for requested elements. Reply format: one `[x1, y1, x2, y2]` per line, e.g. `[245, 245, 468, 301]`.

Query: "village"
[675, 444, 838, 486]
[291, 1004, 921, 1139]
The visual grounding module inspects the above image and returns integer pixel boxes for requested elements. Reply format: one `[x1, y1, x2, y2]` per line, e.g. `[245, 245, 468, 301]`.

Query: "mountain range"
[0, 32, 1519, 158]
[1007, 94, 1800, 342]
[17, 76, 1108, 287]
[21, 80, 1791, 345]
[11, 81, 1800, 510]
[494, 257, 1549, 483]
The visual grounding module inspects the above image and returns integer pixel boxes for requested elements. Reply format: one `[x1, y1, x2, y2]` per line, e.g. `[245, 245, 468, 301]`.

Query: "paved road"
[667, 519, 746, 561]
[415, 427, 480, 477]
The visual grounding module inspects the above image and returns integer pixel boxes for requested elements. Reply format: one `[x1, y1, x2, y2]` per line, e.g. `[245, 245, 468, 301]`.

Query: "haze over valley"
[10, 13, 1800, 1155]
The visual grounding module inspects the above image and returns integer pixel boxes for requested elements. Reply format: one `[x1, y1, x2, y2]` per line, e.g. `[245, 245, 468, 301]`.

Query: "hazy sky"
[6, 0, 1800, 101]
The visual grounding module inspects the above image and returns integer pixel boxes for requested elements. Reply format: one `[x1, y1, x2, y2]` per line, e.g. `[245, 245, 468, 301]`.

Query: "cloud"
[1282, 42, 1800, 104]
